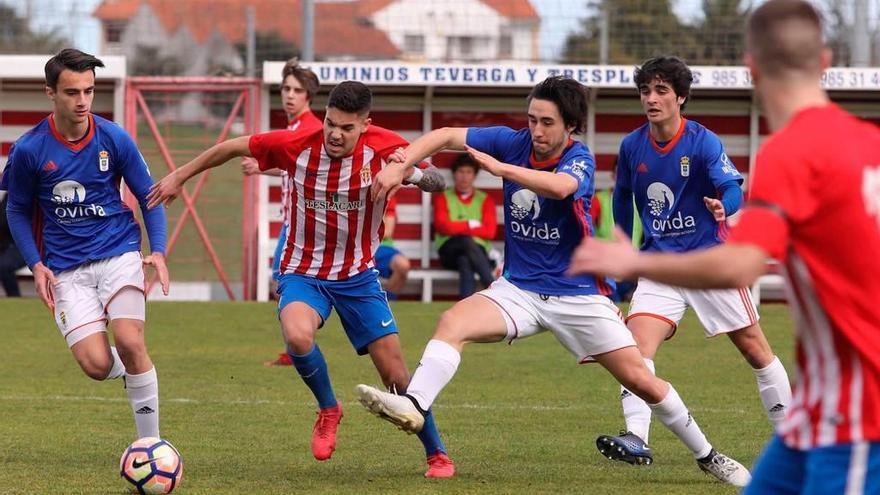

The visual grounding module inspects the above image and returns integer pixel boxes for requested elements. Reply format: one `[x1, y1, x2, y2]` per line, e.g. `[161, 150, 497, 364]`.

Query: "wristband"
[404, 167, 424, 184]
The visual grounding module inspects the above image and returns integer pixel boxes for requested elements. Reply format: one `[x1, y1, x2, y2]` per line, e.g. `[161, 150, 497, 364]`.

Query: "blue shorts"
[272, 224, 288, 281]
[745, 435, 880, 495]
[374, 244, 401, 279]
[276, 269, 397, 355]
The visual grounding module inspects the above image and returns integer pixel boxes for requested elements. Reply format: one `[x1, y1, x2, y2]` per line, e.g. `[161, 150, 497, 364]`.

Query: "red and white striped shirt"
[250, 125, 407, 280]
[279, 111, 322, 228]
[728, 104, 880, 449]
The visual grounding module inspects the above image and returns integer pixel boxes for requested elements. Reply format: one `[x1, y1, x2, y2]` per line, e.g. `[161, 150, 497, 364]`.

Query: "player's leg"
[330, 270, 459, 477]
[610, 279, 685, 451]
[96, 252, 158, 439]
[688, 287, 792, 427]
[365, 334, 454, 478]
[386, 253, 410, 296]
[741, 435, 805, 495]
[357, 277, 533, 433]
[594, 345, 751, 486]
[277, 274, 339, 460]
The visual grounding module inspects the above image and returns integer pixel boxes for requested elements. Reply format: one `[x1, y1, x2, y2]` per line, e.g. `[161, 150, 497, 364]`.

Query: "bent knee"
[80, 360, 113, 381]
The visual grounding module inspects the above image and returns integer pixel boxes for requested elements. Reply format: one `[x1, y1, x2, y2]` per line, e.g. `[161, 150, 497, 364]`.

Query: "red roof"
[478, 0, 538, 20]
[93, 0, 399, 58]
[356, 0, 538, 20]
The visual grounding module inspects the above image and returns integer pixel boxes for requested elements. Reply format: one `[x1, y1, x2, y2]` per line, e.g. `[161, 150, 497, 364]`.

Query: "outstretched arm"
[464, 145, 577, 199]
[569, 227, 768, 288]
[371, 128, 467, 200]
[147, 135, 252, 208]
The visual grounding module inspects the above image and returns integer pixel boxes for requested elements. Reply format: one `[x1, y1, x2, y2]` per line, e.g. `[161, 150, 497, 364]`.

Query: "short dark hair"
[634, 56, 694, 110]
[281, 58, 319, 100]
[326, 81, 371, 115]
[527, 76, 588, 135]
[45, 48, 104, 90]
[747, 0, 824, 77]
[450, 153, 479, 174]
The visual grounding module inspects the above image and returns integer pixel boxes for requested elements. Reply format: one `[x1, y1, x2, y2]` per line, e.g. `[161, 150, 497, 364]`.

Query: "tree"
[563, 0, 694, 64]
[235, 31, 299, 77]
[0, 4, 69, 54]
[687, 0, 748, 65]
[131, 45, 184, 76]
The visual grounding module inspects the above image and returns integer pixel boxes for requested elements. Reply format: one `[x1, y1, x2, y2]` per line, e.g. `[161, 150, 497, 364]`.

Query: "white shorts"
[627, 277, 759, 338]
[478, 277, 636, 363]
[53, 251, 146, 347]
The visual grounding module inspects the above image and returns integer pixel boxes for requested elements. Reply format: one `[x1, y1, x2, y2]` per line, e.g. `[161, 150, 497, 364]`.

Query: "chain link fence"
[1, 0, 878, 69]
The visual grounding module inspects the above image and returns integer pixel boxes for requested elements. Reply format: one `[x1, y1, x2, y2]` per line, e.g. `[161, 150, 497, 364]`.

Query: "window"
[499, 34, 512, 58]
[404, 34, 425, 55]
[106, 22, 125, 43]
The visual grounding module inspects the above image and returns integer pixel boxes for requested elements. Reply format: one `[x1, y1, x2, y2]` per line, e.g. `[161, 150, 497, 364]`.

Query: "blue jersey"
[466, 127, 613, 296]
[1, 114, 166, 272]
[616, 119, 742, 253]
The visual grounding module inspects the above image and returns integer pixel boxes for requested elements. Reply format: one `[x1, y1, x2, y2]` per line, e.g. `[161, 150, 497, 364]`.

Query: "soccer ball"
[119, 437, 183, 494]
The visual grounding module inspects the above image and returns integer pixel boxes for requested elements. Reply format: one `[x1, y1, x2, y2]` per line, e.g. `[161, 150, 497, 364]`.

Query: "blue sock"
[289, 345, 337, 409]
[416, 409, 447, 456]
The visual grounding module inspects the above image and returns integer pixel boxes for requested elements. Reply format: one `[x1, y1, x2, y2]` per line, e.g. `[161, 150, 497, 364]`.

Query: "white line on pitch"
[0, 394, 750, 415]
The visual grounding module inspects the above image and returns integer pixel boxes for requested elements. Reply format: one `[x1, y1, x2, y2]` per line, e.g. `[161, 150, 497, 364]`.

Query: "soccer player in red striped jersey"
[147, 81, 455, 478]
[570, 1, 880, 492]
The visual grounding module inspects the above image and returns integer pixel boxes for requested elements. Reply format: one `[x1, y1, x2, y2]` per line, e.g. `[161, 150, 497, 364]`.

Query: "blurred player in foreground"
[570, 1, 880, 492]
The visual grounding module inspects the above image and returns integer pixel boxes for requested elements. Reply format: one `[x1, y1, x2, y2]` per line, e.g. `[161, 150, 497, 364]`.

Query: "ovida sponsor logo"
[51, 180, 107, 221]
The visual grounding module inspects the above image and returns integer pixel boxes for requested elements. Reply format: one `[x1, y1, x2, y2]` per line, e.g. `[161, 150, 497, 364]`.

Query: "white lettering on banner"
[262, 62, 880, 91]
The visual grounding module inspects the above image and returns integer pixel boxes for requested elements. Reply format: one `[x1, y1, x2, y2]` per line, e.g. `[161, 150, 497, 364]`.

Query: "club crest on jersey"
[98, 150, 110, 172]
[680, 156, 690, 177]
[360, 166, 372, 185]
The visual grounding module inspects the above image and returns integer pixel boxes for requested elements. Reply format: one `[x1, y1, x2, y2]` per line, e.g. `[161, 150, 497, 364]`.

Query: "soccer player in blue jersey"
[357, 76, 751, 486]
[595, 56, 792, 466]
[1, 49, 168, 439]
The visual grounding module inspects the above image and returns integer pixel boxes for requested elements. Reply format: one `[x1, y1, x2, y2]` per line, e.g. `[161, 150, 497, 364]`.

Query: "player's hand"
[464, 145, 505, 176]
[703, 196, 726, 222]
[568, 227, 640, 279]
[467, 220, 482, 230]
[387, 147, 407, 165]
[241, 157, 260, 176]
[143, 253, 170, 296]
[147, 171, 185, 209]
[32, 262, 57, 311]
[371, 161, 409, 202]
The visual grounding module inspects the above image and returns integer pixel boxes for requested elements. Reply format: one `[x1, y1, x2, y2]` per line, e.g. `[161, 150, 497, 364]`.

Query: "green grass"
[0, 299, 795, 494]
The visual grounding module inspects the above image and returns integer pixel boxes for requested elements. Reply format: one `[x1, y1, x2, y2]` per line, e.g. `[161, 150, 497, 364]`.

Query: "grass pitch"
[0, 299, 794, 494]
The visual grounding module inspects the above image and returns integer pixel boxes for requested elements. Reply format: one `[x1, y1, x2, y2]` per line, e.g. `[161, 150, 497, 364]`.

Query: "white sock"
[649, 384, 712, 459]
[126, 367, 159, 438]
[106, 346, 126, 380]
[753, 356, 792, 428]
[406, 339, 461, 411]
[621, 358, 655, 443]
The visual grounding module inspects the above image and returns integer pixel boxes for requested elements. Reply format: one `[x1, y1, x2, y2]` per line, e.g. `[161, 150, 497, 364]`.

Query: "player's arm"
[463, 144, 577, 199]
[703, 181, 743, 222]
[147, 135, 252, 208]
[371, 128, 468, 200]
[569, 227, 769, 288]
[242, 157, 284, 177]
[4, 153, 57, 308]
[118, 137, 170, 295]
